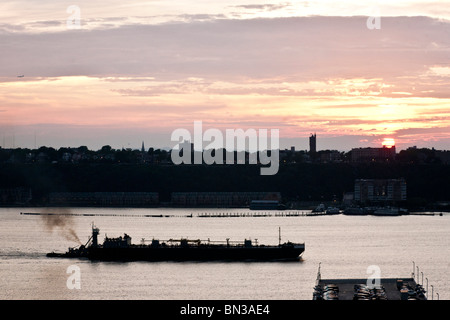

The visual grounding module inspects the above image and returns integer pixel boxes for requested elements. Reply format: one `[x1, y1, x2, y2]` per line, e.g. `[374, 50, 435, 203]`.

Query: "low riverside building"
[0, 187, 32, 205]
[49, 192, 159, 207]
[171, 191, 281, 208]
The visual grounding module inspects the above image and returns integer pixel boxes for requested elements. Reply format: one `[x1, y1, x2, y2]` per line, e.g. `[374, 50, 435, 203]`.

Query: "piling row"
[21, 211, 329, 218]
[197, 211, 328, 217]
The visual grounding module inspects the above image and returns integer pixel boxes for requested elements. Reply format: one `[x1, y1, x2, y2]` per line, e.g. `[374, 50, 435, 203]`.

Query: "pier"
[20, 212, 193, 218]
[314, 277, 426, 300]
[20, 210, 444, 218]
[20, 210, 329, 218]
[313, 262, 439, 300]
[196, 211, 323, 218]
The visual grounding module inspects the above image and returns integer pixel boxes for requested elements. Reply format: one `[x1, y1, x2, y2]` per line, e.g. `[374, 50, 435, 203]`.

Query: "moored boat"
[325, 207, 340, 215]
[373, 206, 400, 216]
[312, 203, 325, 213]
[343, 207, 365, 215]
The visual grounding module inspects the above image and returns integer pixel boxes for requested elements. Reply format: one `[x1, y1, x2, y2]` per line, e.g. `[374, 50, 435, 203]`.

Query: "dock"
[21, 210, 329, 218]
[313, 277, 426, 300]
[20, 212, 193, 218]
[197, 211, 328, 218]
[313, 262, 437, 300]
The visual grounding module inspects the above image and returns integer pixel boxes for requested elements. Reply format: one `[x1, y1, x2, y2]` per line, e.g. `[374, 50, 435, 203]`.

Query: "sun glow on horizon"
[382, 138, 396, 148]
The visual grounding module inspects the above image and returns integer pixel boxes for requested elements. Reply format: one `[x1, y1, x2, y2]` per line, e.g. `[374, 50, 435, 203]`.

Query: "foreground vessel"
[47, 226, 305, 262]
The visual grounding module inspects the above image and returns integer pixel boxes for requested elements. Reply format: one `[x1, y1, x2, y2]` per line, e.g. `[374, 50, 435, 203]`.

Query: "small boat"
[312, 204, 325, 213]
[373, 207, 400, 216]
[325, 207, 340, 215]
[343, 207, 365, 215]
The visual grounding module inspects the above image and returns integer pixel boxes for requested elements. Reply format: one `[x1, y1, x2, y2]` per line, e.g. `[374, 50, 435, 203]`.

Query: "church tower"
[309, 133, 316, 154]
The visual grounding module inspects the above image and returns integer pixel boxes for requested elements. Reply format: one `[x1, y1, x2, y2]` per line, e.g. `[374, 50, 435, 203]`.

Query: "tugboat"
[47, 225, 305, 262]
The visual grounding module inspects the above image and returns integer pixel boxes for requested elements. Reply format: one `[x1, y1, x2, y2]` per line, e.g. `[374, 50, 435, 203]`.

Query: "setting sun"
[382, 138, 396, 148]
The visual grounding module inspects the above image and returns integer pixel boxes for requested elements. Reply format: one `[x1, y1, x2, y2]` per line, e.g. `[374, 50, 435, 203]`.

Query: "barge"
[47, 225, 305, 262]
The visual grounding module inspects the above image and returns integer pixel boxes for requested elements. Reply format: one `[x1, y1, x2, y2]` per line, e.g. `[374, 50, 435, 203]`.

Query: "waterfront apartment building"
[354, 179, 406, 204]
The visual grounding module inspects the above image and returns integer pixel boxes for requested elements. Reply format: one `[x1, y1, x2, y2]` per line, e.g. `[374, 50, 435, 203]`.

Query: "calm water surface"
[0, 207, 448, 300]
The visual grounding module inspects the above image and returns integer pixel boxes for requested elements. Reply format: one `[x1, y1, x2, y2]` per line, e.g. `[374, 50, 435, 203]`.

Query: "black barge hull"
[87, 245, 304, 262]
[47, 245, 305, 262]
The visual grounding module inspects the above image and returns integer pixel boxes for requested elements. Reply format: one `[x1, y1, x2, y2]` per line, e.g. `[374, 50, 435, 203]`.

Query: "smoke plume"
[41, 209, 82, 244]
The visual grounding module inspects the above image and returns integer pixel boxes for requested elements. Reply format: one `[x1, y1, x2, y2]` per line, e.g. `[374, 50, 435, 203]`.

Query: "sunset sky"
[1, 1, 449, 151]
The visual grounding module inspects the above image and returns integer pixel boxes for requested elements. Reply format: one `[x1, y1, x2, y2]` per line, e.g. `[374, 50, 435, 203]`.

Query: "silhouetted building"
[319, 151, 342, 163]
[351, 146, 396, 162]
[342, 192, 354, 206]
[436, 150, 450, 164]
[309, 133, 316, 153]
[171, 192, 281, 207]
[49, 192, 159, 207]
[354, 179, 406, 204]
[0, 187, 32, 205]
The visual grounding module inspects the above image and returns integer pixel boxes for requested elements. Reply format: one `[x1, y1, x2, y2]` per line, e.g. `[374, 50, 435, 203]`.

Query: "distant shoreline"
[2, 205, 448, 215]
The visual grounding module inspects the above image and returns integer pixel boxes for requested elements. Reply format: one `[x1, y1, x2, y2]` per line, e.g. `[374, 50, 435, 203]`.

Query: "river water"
[0, 207, 448, 300]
